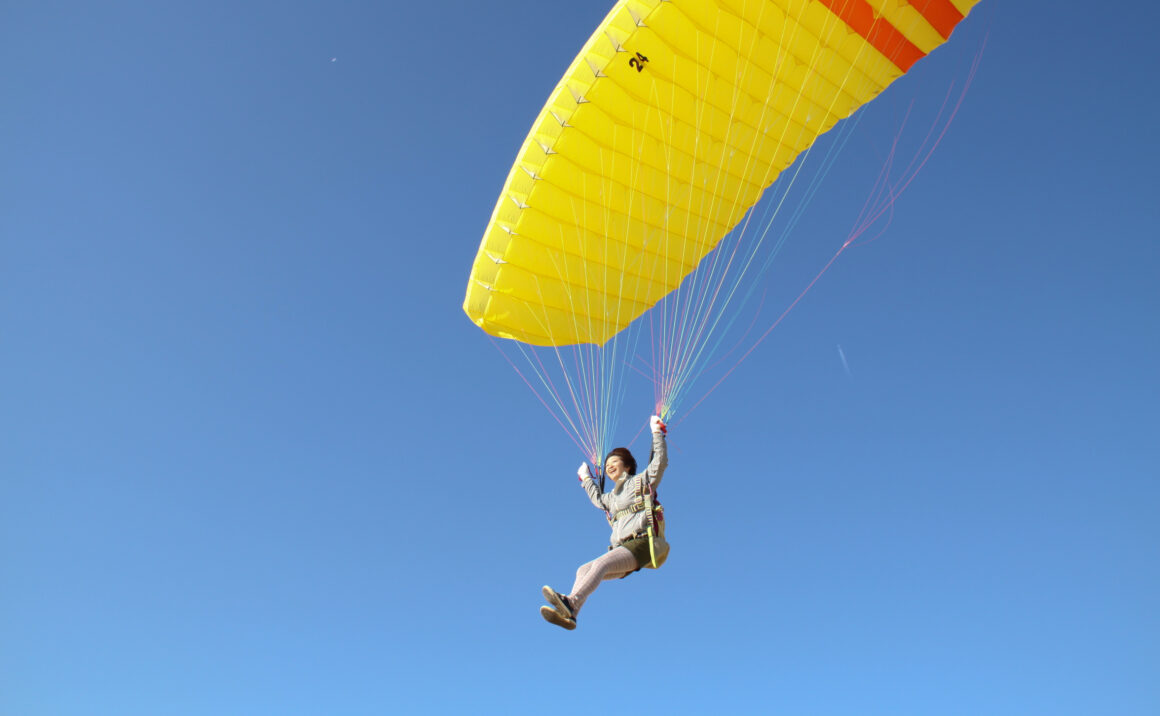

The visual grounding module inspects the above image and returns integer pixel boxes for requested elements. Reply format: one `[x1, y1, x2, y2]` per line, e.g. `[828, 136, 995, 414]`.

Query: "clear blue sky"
[3, 2, 1157, 714]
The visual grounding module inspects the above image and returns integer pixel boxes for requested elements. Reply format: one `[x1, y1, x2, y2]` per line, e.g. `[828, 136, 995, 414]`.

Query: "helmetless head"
[603, 448, 636, 482]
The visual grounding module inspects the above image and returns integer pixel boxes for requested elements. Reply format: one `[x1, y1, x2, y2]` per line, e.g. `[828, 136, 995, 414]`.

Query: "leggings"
[568, 546, 640, 615]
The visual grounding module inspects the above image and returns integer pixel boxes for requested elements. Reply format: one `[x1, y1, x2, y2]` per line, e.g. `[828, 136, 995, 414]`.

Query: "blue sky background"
[3, 1, 1158, 714]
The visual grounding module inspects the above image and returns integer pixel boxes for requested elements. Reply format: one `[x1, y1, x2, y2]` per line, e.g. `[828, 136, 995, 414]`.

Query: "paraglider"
[463, 0, 980, 628]
[465, 0, 980, 346]
[541, 415, 668, 629]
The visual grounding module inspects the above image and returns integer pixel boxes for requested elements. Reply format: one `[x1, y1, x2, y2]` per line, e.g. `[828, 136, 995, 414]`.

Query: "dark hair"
[603, 447, 637, 476]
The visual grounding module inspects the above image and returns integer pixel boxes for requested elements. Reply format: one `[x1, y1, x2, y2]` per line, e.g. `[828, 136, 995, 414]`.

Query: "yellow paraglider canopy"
[465, 0, 978, 346]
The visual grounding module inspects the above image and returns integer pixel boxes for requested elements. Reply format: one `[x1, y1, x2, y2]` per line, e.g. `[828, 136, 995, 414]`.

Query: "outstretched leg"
[568, 546, 639, 615]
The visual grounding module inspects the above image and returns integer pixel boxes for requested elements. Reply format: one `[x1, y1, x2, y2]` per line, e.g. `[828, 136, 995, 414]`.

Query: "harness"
[598, 438, 668, 570]
[606, 473, 666, 568]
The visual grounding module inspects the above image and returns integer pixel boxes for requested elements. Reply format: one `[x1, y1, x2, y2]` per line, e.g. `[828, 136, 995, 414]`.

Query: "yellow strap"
[641, 476, 658, 568]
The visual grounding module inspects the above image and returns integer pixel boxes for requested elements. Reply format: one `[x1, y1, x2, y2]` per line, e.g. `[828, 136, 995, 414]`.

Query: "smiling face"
[604, 455, 628, 481]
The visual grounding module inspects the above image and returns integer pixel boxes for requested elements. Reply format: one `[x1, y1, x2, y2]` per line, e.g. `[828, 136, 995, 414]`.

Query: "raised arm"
[577, 462, 608, 511]
[645, 415, 668, 487]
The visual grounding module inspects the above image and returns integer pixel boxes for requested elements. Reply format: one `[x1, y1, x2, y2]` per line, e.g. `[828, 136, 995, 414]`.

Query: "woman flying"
[540, 415, 669, 630]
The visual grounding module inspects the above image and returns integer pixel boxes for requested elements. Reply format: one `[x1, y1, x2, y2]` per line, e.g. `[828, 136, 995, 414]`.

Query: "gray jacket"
[579, 431, 669, 549]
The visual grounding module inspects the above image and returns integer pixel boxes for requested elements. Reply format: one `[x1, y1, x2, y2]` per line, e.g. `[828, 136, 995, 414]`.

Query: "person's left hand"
[650, 415, 666, 435]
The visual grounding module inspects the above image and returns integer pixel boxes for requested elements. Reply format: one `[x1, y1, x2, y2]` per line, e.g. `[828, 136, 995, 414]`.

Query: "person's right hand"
[578, 463, 592, 480]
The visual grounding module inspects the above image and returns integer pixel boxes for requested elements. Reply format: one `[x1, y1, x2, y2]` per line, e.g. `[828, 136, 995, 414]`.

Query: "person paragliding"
[463, 0, 981, 630]
[540, 415, 669, 630]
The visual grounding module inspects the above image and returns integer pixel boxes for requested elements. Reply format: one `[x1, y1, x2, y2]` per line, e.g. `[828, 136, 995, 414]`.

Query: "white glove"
[578, 463, 592, 480]
[650, 415, 666, 434]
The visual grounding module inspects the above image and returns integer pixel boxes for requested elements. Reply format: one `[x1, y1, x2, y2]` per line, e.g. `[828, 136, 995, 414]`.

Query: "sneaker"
[540, 605, 577, 630]
[541, 585, 573, 618]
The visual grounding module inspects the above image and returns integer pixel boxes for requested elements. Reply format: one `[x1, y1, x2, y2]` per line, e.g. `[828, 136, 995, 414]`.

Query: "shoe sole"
[540, 605, 576, 630]
[541, 585, 573, 618]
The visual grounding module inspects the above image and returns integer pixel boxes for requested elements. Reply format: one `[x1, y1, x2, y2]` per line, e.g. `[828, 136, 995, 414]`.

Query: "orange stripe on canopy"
[912, 0, 966, 39]
[816, 0, 925, 72]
